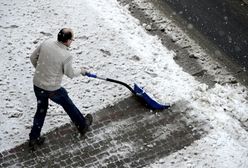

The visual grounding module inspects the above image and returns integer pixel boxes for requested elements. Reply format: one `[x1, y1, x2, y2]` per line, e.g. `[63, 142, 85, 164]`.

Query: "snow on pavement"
[1, 0, 248, 167]
[0, 0, 178, 152]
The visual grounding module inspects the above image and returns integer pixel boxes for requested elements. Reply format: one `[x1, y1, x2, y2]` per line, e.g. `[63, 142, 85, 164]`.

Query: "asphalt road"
[160, 0, 248, 70]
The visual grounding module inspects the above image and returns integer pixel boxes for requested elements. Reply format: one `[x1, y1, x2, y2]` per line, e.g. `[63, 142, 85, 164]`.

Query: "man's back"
[31, 39, 71, 91]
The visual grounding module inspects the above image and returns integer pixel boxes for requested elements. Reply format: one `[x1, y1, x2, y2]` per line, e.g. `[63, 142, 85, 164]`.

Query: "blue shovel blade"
[133, 84, 170, 110]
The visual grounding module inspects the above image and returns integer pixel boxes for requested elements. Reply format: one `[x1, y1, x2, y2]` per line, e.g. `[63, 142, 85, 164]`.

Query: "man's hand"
[80, 67, 88, 75]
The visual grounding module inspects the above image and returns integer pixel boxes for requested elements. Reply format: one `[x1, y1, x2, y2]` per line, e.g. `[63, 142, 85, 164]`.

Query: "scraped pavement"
[0, 96, 202, 167]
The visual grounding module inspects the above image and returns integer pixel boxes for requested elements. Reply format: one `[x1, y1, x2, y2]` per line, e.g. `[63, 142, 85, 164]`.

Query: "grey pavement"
[0, 96, 202, 167]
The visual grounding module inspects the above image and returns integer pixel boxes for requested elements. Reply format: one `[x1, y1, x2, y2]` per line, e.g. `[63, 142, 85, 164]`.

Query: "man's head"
[57, 28, 74, 47]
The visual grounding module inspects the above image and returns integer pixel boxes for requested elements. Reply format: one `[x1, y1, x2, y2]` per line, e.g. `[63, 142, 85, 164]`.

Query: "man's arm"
[30, 44, 41, 68]
[63, 56, 86, 78]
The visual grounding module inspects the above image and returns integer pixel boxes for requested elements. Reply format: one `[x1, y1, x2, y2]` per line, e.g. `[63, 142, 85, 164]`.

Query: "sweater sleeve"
[30, 44, 41, 68]
[63, 56, 82, 79]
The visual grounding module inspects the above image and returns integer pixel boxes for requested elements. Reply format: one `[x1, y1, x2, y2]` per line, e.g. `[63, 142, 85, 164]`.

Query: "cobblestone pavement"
[0, 96, 202, 167]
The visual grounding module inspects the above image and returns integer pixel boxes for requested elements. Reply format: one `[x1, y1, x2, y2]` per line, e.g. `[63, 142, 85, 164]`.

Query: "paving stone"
[0, 96, 204, 167]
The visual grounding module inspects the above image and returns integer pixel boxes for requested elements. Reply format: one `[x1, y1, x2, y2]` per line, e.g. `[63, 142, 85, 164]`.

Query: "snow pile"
[132, 0, 235, 84]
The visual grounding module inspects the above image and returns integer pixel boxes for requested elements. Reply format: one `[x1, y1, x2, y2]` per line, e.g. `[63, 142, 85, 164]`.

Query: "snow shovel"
[85, 73, 170, 110]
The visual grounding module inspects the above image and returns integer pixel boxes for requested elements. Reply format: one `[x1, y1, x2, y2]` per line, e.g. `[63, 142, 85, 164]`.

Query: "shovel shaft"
[85, 73, 106, 80]
[106, 78, 136, 94]
[85, 73, 135, 94]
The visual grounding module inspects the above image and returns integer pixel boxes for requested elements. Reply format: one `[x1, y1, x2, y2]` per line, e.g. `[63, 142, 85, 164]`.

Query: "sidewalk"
[0, 96, 201, 167]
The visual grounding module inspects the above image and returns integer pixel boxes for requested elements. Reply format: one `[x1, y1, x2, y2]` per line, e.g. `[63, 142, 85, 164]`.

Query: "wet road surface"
[159, 0, 248, 70]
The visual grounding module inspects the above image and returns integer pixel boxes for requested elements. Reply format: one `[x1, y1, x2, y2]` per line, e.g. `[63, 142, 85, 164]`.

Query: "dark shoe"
[29, 136, 45, 150]
[77, 126, 88, 135]
[77, 114, 93, 135]
[85, 114, 93, 126]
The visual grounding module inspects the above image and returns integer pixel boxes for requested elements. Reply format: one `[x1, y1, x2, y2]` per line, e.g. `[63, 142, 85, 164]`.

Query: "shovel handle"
[85, 73, 107, 80]
[85, 72, 136, 94]
[85, 72, 97, 78]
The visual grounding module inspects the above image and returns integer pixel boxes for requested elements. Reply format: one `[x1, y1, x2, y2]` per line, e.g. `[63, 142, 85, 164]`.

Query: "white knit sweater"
[30, 39, 83, 91]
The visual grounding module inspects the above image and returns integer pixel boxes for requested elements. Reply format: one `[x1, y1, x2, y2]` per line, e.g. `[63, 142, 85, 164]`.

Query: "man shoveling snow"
[29, 28, 93, 150]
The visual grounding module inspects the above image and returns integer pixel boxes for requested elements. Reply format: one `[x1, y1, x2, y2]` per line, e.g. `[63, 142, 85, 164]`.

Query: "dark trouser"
[29, 85, 86, 140]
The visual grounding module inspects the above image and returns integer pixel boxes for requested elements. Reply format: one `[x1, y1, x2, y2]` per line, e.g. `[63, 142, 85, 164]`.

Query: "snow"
[1, 0, 248, 167]
[148, 130, 248, 168]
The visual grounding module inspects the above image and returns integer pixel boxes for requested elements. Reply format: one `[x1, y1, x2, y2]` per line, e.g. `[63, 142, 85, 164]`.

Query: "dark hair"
[57, 28, 73, 43]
